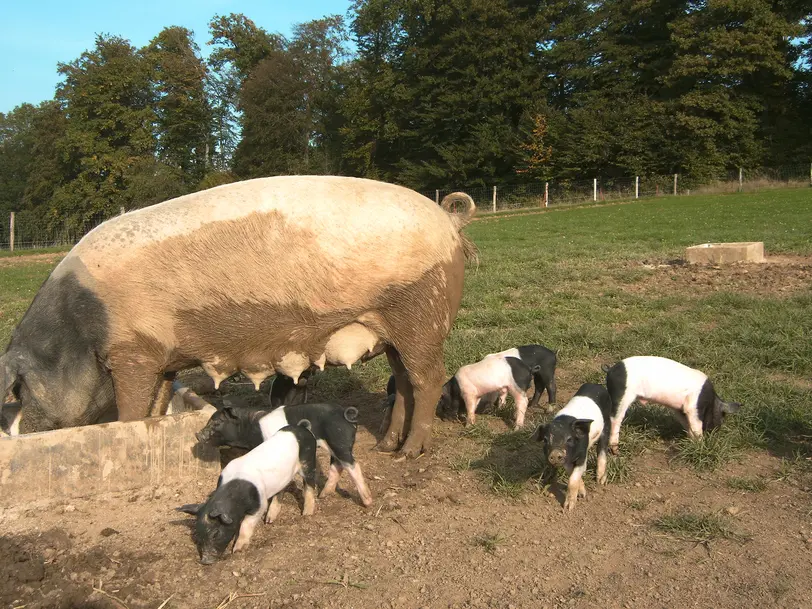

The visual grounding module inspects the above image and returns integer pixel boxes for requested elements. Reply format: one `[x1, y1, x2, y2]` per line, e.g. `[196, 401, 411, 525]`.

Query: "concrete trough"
[685, 241, 765, 265]
[0, 384, 221, 508]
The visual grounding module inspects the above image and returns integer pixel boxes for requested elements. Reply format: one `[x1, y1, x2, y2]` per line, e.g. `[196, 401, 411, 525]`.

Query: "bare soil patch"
[629, 255, 812, 297]
[2, 383, 811, 609]
[0, 252, 66, 268]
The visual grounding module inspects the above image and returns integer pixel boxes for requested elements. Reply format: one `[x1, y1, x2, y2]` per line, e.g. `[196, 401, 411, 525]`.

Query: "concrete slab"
[685, 241, 765, 264]
[0, 388, 221, 507]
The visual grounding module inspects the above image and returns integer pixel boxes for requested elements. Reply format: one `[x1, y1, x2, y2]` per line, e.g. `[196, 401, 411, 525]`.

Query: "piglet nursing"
[604, 356, 741, 454]
[196, 402, 372, 506]
[178, 421, 317, 564]
[437, 356, 532, 428]
[531, 383, 611, 511]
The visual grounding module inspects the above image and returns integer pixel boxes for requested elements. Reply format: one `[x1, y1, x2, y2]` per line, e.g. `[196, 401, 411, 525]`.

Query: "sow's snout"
[195, 429, 210, 444]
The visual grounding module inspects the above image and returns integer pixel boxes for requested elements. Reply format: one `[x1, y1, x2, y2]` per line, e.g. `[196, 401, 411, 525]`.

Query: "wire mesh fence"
[421, 163, 811, 213]
[0, 164, 808, 252]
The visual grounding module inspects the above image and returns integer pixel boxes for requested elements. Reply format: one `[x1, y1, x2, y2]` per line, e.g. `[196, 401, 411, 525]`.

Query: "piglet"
[484, 344, 557, 408]
[268, 369, 315, 408]
[603, 356, 742, 454]
[437, 356, 533, 429]
[178, 421, 317, 564]
[531, 383, 611, 511]
[196, 402, 372, 506]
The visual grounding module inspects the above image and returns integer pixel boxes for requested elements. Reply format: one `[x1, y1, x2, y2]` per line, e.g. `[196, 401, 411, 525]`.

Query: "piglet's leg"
[233, 512, 263, 553]
[265, 495, 282, 524]
[319, 459, 343, 498]
[498, 389, 508, 409]
[510, 388, 529, 430]
[564, 463, 586, 512]
[464, 396, 479, 427]
[596, 448, 608, 486]
[301, 463, 318, 517]
[683, 395, 704, 439]
[344, 461, 373, 507]
[608, 393, 636, 455]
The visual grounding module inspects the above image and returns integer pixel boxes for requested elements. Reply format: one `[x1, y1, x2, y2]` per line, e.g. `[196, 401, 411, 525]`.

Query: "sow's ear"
[0, 352, 19, 399]
[222, 407, 239, 420]
[721, 401, 741, 415]
[176, 503, 202, 516]
[572, 419, 592, 439]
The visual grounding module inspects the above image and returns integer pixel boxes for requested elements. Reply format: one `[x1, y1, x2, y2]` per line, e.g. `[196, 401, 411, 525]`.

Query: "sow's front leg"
[109, 347, 166, 422]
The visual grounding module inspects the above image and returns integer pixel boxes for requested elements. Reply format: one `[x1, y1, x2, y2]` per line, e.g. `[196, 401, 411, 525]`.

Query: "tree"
[665, 0, 801, 177]
[206, 14, 282, 170]
[54, 34, 156, 223]
[347, 0, 544, 189]
[233, 15, 350, 177]
[146, 26, 212, 184]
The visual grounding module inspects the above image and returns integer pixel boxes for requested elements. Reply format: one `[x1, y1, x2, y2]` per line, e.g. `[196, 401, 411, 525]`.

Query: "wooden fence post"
[435, 190, 439, 204]
[738, 167, 743, 192]
[492, 186, 497, 213]
[120, 206, 126, 215]
[593, 178, 597, 202]
[544, 182, 549, 208]
[673, 174, 678, 195]
[9, 212, 14, 252]
[635, 176, 639, 199]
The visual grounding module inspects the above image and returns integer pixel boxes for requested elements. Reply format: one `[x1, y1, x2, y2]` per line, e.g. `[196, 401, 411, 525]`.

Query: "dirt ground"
[1, 254, 811, 609]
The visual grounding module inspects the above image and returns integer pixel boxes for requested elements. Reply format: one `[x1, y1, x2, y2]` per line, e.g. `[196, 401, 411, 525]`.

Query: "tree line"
[1, 1, 810, 231]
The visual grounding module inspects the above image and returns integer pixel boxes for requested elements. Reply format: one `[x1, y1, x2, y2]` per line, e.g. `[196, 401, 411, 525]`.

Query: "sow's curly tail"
[343, 406, 359, 424]
[440, 192, 478, 265]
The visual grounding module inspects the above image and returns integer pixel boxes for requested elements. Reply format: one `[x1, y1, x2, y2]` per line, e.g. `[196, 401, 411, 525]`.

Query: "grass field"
[1, 189, 810, 461]
[1, 188, 811, 608]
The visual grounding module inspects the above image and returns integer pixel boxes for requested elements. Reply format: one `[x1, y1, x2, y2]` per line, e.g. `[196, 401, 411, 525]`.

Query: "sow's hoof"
[608, 444, 620, 456]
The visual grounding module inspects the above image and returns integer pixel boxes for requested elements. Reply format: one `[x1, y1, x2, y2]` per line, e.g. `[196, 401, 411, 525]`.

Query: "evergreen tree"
[146, 26, 213, 184]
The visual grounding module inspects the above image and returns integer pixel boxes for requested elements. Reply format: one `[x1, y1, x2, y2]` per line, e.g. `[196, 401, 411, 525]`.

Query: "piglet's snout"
[547, 449, 566, 466]
[195, 430, 209, 444]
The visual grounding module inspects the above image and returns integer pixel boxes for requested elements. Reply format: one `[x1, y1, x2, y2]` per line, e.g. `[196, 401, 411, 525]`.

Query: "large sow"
[0, 176, 476, 456]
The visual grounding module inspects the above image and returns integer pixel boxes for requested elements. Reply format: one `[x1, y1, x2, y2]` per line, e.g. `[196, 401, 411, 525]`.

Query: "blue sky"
[1, 0, 354, 114]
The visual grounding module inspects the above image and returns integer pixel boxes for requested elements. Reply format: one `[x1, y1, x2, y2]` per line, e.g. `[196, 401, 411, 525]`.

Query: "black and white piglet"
[178, 421, 317, 564]
[437, 356, 533, 429]
[603, 356, 742, 454]
[482, 344, 558, 408]
[196, 402, 372, 506]
[531, 383, 611, 512]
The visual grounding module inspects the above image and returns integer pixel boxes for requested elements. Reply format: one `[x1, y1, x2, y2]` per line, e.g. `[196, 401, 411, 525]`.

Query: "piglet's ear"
[222, 407, 238, 420]
[176, 503, 201, 515]
[721, 401, 741, 414]
[209, 510, 234, 525]
[572, 419, 592, 438]
[529, 424, 547, 442]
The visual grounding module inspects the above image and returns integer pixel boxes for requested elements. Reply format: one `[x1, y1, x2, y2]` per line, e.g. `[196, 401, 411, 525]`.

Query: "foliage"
[1, 3, 811, 222]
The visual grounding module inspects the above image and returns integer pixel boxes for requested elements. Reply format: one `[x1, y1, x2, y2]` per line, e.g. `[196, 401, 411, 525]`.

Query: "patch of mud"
[630, 255, 812, 297]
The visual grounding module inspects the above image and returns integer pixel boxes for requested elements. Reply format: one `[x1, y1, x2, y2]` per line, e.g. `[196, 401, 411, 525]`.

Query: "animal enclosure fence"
[0, 165, 809, 252]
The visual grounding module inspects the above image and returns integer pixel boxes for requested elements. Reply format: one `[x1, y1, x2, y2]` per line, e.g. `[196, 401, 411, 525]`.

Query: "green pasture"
[0, 189, 810, 467]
